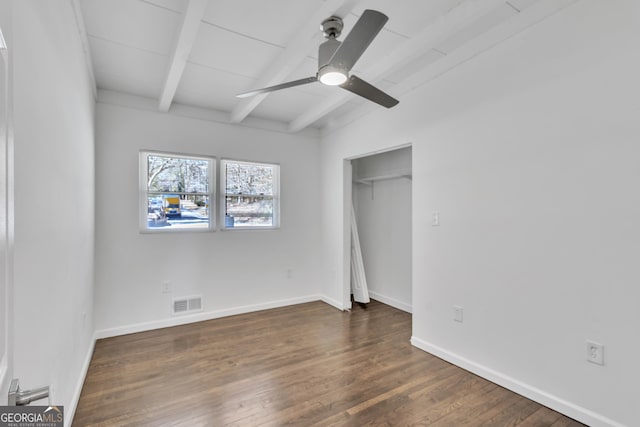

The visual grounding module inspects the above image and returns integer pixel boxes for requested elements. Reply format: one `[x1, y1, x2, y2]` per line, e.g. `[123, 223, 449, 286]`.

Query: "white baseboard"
[368, 291, 412, 313]
[410, 336, 627, 427]
[66, 333, 96, 427]
[95, 295, 326, 339]
[320, 295, 347, 311]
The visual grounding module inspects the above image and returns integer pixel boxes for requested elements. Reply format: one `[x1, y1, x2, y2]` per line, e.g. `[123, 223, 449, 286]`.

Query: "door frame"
[341, 143, 412, 310]
[0, 18, 15, 404]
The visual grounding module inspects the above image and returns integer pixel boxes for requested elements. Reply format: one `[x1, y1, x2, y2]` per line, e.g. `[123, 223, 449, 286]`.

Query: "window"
[221, 159, 279, 229]
[140, 151, 215, 231]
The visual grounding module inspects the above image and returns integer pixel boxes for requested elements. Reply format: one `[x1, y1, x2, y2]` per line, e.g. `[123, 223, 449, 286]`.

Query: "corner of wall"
[65, 334, 96, 427]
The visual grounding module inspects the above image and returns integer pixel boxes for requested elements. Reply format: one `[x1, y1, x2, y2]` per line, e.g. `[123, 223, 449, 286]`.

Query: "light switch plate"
[432, 211, 440, 226]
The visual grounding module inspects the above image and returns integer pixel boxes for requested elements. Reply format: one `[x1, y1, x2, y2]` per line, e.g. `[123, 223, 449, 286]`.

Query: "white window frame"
[139, 150, 215, 233]
[220, 159, 280, 230]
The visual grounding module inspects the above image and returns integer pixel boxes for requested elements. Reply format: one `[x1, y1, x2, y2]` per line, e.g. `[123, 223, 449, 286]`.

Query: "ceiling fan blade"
[328, 10, 388, 72]
[340, 75, 399, 108]
[236, 76, 317, 98]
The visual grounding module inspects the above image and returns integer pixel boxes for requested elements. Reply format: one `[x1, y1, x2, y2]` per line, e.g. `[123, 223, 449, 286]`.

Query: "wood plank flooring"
[73, 300, 586, 426]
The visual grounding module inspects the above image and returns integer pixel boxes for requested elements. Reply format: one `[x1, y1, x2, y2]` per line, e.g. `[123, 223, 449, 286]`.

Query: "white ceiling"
[77, 0, 567, 132]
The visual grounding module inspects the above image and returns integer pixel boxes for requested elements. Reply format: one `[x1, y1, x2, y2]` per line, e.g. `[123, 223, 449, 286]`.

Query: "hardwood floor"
[73, 301, 585, 426]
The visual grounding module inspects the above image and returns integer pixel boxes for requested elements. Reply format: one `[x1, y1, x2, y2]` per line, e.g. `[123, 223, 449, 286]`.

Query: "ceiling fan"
[236, 10, 399, 108]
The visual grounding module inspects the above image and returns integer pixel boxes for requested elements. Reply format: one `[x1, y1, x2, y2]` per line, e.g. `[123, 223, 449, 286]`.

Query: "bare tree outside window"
[141, 152, 215, 231]
[222, 160, 279, 228]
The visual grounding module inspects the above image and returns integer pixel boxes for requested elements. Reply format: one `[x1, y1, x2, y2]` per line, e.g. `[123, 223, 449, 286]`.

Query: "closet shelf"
[355, 171, 412, 185]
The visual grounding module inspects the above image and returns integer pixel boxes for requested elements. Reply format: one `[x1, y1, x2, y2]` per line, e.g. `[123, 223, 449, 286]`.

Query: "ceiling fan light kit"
[236, 10, 399, 109]
[318, 66, 348, 86]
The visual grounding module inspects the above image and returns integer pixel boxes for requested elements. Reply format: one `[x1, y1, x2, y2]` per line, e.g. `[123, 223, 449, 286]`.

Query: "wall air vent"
[172, 296, 203, 315]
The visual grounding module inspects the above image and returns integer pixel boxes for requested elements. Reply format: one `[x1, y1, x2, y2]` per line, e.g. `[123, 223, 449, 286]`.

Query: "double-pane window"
[140, 152, 214, 231]
[139, 153, 278, 231]
[221, 160, 279, 229]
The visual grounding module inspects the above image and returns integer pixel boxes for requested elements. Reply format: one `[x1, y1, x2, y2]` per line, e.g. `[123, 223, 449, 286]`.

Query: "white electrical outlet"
[586, 341, 604, 365]
[453, 305, 463, 323]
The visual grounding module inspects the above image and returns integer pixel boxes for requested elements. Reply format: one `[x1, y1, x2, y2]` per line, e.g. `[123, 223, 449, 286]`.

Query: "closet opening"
[346, 145, 412, 313]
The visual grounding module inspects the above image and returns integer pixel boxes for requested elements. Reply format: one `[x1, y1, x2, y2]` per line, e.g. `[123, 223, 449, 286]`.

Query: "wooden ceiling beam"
[158, 0, 209, 112]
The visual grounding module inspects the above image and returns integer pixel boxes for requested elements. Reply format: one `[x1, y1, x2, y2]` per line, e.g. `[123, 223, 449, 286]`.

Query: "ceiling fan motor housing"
[318, 38, 341, 68]
[318, 17, 347, 85]
[318, 38, 347, 85]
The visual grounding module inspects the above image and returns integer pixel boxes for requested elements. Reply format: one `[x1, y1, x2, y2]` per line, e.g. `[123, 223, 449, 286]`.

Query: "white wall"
[8, 0, 95, 419]
[94, 94, 323, 335]
[320, 1, 639, 426]
[353, 148, 412, 312]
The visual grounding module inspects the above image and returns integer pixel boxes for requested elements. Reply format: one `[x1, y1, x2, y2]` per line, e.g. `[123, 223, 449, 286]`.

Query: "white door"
[351, 203, 370, 303]
[0, 24, 14, 404]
